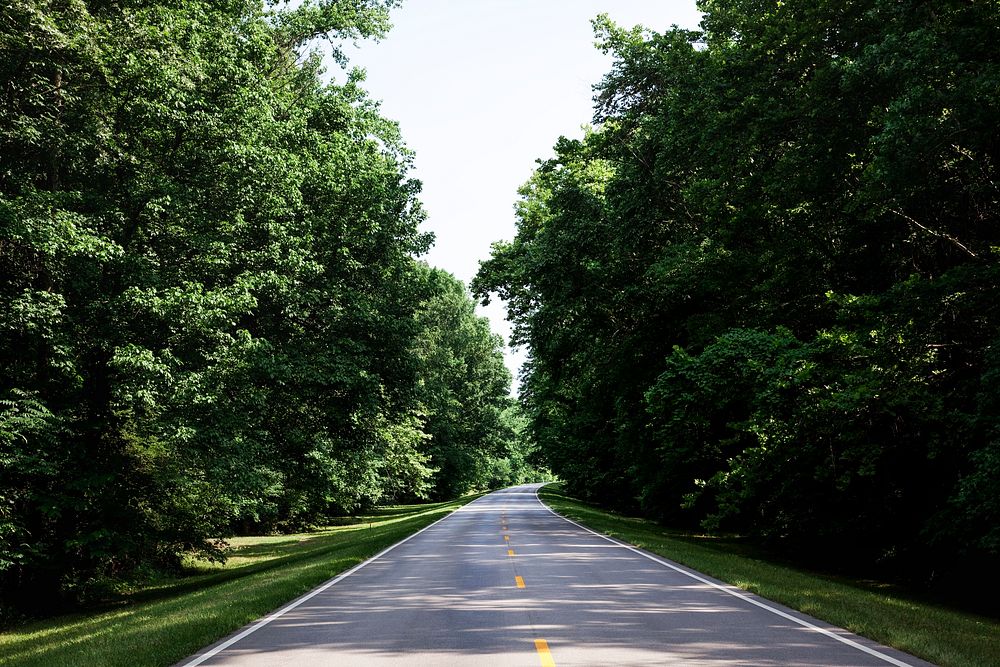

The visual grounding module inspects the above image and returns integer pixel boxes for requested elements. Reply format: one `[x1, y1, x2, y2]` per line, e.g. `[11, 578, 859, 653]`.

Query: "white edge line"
[181, 500, 476, 667]
[533, 487, 915, 667]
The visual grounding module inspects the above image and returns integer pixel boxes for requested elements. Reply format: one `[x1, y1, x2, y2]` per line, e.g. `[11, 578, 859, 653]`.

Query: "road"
[180, 483, 933, 666]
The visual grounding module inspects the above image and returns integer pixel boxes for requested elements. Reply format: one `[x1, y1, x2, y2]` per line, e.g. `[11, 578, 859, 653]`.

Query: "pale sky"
[335, 0, 703, 390]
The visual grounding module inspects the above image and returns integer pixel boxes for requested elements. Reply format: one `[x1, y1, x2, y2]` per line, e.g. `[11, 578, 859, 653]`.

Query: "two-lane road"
[180, 484, 932, 666]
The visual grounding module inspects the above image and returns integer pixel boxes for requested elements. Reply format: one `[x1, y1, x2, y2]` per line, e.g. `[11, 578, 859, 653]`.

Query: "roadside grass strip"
[0, 494, 481, 667]
[538, 483, 998, 667]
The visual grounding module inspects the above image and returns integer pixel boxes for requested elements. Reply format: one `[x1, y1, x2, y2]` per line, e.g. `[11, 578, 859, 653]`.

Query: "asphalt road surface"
[180, 483, 933, 666]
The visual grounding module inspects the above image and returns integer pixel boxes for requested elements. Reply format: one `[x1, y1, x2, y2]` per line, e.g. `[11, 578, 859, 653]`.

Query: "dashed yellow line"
[535, 638, 555, 666]
[515, 575, 525, 588]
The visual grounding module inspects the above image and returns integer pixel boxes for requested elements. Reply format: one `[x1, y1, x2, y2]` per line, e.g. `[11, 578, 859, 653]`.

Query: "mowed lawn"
[0, 494, 480, 667]
[538, 483, 998, 667]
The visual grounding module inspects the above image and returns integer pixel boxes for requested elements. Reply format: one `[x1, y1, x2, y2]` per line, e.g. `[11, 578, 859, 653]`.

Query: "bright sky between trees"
[339, 1, 703, 388]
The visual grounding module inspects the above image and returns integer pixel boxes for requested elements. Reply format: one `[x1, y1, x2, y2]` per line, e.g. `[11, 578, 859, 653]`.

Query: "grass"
[0, 493, 481, 667]
[538, 483, 999, 667]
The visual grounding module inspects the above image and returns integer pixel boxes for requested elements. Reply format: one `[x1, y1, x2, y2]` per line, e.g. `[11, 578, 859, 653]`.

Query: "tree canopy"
[474, 0, 1000, 584]
[0, 0, 530, 613]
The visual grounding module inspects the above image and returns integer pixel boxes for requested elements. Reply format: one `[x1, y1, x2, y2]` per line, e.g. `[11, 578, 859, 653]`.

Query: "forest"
[0, 0, 534, 614]
[475, 0, 1000, 588]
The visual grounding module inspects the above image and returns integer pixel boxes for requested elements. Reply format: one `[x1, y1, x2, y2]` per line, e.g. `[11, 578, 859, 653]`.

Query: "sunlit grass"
[539, 483, 998, 667]
[0, 494, 480, 667]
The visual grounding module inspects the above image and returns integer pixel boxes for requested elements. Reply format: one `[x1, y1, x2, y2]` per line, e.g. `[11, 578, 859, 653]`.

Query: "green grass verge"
[538, 483, 998, 667]
[0, 494, 481, 667]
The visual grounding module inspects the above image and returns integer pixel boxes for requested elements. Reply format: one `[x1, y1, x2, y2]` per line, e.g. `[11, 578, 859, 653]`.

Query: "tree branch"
[889, 208, 977, 259]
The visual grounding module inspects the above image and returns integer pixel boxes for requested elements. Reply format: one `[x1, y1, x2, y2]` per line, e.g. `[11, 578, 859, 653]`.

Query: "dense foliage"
[0, 0, 526, 613]
[475, 0, 1000, 583]
[412, 265, 533, 499]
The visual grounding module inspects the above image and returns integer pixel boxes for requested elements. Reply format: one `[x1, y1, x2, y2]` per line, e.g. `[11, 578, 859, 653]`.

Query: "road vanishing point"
[179, 484, 932, 666]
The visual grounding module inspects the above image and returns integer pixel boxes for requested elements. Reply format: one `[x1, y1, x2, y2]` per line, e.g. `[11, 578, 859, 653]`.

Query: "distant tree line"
[475, 0, 999, 585]
[0, 0, 534, 613]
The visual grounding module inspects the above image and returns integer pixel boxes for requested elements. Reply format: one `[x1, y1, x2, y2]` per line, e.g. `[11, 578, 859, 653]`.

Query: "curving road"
[179, 483, 932, 666]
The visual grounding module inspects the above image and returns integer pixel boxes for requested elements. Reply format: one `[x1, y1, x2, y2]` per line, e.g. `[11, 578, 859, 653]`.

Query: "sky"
[335, 0, 703, 390]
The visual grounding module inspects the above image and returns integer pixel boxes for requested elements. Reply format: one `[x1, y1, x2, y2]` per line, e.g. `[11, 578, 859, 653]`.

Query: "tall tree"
[0, 0, 443, 610]
[413, 265, 514, 499]
[475, 0, 1000, 583]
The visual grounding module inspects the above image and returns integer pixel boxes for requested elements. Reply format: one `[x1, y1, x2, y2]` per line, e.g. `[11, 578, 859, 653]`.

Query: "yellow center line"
[507, 548, 515, 556]
[535, 638, 555, 666]
[515, 575, 525, 588]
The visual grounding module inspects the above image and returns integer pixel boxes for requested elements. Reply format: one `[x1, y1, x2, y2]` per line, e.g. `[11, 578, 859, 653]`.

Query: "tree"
[413, 265, 514, 499]
[0, 0, 441, 610]
[475, 0, 1000, 584]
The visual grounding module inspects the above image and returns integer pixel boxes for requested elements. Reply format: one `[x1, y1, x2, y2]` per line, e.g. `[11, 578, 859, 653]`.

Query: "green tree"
[476, 0, 1000, 584]
[0, 0, 442, 610]
[413, 265, 514, 499]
